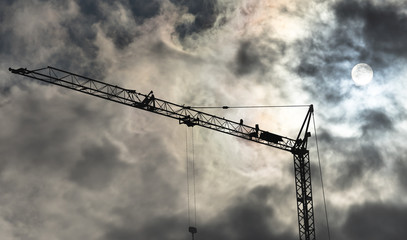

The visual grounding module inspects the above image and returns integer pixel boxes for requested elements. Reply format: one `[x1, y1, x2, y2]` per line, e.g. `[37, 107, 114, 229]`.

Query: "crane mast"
[9, 66, 316, 240]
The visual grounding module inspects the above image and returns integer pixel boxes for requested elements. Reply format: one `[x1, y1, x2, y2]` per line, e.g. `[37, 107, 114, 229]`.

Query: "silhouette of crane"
[9, 66, 316, 240]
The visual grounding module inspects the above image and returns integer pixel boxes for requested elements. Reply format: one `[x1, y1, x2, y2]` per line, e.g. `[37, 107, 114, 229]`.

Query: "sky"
[1, 0, 407, 239]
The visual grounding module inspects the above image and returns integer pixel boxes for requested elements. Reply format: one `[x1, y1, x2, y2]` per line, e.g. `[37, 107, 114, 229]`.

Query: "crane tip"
[9, 67, 29, 74]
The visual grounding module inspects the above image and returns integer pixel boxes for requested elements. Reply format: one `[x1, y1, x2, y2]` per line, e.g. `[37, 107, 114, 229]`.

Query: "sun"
[351, 63, 373, 86]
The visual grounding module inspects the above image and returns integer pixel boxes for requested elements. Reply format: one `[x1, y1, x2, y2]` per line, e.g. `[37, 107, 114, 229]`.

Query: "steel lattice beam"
[9, 66, 296, 151]
[293, 150, 315, 240]
[292, 106, 316, 240]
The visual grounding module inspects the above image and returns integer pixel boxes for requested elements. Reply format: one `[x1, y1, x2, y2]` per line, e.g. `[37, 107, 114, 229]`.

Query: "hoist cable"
[186, 127, 198, 229]
[185, 127, 191, 226]
[192, 128, 197, 227]
[312, 112, 331, 240]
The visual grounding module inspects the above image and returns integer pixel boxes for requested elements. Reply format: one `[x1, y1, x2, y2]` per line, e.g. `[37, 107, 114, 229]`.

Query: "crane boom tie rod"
[9, 66, 316, 240]
[188, 105, 310, 109]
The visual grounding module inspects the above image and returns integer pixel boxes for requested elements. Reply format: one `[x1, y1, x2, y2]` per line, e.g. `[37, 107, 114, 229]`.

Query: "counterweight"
[9, 66, 316, 240]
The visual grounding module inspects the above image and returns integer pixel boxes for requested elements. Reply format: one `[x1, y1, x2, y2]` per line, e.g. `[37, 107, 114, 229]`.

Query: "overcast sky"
[1, 0, 407, 239]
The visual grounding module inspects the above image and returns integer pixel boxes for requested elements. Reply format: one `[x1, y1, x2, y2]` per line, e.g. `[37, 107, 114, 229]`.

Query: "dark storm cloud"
[200, 186, 296, 240]
[76, 0, 105, 19]
[0, 0, 107, 75]
[336, 145, 383, 189]
[62, 18, 99, 59]
[98, 133, 191, 240]
[69, 137, 127, 190]
[103, 215, 185, 240]
[320, 108, 394, 189]
[315, 129, 384, 190]
[0, 23, 13, 56]
[0, 85, 116, 172]
[294, 37, 353, 104]
[105, 26, 136, 50]
[66, 0, 161, 51]
[395, 157, 407, 193]
[235, 41, 262, 76]
[232, 38, 286, 79]
[0, 1, 14, 55]
[103, 0, 162, 49]
[66, 0, 136, 57]
[0, 79, 186, 238]
[0, 1, 101, 80]
[75, 0, 127, 50]
[295, 0, 407, 104]
[128, 0, 161, 23]
[171, 0, 219, 39]
[103, 185, 296, 240]
[342, 202, 407, 240]
[0, 96, 73, 171]
[334, 0, 407, 59]
[360, 108, 393, 135]
[293, 20, 363, 103]
[0, 2, 38, 58]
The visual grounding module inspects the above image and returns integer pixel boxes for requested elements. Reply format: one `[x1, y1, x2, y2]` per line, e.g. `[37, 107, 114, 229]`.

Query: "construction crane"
[9, 66, 316, 240]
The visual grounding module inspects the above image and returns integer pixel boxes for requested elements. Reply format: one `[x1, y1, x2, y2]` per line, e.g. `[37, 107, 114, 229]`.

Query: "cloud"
[128, 0, 161, 23]
[103, 215, 185, 240]
[234, 40, 262, 76]
[69, 137, 127, 190]
[342, 202, 407, 240]
[0, 83, 123, 172]
[314, 125, 387, 190]
[334, 0, 407, 60]
[231, 38, 286, 78]
[171, 0, 219, 39]
[102, 185, 297, 240]
[360, 108, 393, 135]
[0, 81, 187, 238]
[294, 0, 407, 105]
[290, 1, 406, 198]
[199, 185, 297, 240]
[395, 158, 407, 193]
[336, 144, 383, 189]
[2, 0, 407, 239]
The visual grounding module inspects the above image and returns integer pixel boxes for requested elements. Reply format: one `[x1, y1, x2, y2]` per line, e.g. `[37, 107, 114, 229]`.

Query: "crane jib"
[9, 66, 316, 240]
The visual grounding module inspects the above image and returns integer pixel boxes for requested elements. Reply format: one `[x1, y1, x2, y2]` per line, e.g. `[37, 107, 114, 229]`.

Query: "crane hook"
[189, 226, 197, 240]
